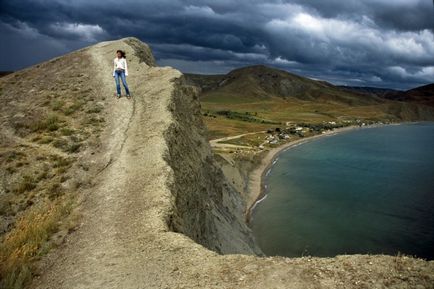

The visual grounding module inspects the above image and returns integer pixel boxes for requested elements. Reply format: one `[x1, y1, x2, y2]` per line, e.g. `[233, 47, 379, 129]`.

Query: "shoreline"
[244, 123, 395, 222]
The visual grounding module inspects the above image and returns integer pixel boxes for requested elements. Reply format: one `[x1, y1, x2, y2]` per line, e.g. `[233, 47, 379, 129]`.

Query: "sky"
[1, 0, 433, 90]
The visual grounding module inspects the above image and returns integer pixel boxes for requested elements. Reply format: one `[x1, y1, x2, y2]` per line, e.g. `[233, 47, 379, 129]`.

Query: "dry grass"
[204, 115, 272, 139]
[13, 175, 37, 195]
[31, 115, 62, 133]
[0, 48, 105, 288]
[0, 198, 74, 289]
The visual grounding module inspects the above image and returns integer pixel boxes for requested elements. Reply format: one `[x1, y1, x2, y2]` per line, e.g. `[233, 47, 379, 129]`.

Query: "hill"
[339, 84, 434, 107]
[1, 38, 433, 289]
[187, 65, 383, 105]
[1, 37, 264, 289]
[383, 83, 434, 106]
[337, 86, 400, 98]
[186, 66, 434, 138]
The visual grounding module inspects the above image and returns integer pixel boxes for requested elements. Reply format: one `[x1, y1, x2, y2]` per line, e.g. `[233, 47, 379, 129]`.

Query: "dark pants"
[114, 70, 130, 96]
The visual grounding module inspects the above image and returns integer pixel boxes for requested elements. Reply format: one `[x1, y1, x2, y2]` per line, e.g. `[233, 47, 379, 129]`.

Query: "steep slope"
[186, 65, 384, 105]
[1, 38, 433, 289]
[165, 80, 261, 255]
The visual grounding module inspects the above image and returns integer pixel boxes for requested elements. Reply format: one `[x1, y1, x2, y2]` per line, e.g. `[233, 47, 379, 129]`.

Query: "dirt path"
[209, 131, 263, 150]
[30, 38, 434, 289]
[30, 39, 186, 289]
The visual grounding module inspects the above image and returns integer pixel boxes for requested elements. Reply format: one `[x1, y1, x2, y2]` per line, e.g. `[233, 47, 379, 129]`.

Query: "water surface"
[251, 123, 434, 259]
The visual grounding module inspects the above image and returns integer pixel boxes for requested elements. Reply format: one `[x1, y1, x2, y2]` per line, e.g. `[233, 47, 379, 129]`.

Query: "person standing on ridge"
[113, 50, 131, 98]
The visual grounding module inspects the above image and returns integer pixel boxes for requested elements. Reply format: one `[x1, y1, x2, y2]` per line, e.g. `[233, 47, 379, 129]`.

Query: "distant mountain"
[186, 65, 384, 106]
[383, 83, 434, 106]
[338, 86, 400, 98]
[338, 84, 434, 107]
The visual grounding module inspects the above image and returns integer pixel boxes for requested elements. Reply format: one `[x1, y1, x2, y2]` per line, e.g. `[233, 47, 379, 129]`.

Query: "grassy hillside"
[0, 48, 108, 287]
[186, 65, 434, 138]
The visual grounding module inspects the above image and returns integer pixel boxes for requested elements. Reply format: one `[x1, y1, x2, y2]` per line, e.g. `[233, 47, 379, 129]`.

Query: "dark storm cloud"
[289, 0, 434, 32]
[1, 0, 433, 89]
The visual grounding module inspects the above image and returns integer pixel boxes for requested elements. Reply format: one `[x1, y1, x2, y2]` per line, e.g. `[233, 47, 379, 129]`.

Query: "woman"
[113, 50, 131, 98]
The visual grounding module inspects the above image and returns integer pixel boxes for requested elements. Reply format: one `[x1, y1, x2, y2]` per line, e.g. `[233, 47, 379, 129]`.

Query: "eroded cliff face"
[164, 78, 262, 255]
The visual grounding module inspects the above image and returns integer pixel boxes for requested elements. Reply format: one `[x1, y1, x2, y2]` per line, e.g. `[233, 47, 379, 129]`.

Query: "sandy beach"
[244, 124, 390, 221]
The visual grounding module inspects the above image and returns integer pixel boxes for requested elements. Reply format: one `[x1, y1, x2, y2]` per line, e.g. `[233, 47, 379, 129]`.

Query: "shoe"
[117, 94, 121, 98]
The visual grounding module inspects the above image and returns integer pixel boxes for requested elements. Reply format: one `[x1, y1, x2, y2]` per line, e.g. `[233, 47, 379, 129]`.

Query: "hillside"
[186, 65, 383, 105]
[1, 38, 433, 289]
[186, 66, 434, 138]
[339, 83, 434, 107]
[337, 86, 400, 98]
[383, 83, 434, 106]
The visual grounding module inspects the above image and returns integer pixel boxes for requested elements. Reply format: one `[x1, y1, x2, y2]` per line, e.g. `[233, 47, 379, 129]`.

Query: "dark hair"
[116, 50, 126, 58]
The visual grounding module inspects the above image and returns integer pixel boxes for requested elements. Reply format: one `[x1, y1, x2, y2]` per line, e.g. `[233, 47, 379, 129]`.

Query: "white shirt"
[113, 57, 128, 76]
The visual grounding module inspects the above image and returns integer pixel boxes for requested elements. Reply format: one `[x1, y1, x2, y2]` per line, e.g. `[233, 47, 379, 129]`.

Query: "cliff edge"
[1, 38, 432, 289]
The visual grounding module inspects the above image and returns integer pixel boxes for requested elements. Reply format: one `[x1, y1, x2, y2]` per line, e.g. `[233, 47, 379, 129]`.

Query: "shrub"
[13, 175, 37, 195]
[4, 151, 26, 163]
[51, 100, 64, 111]
[38, 136, 53, 144]
[66, 143, 81, 153]
[60, 128, 74, 136]
[215, 110, 279, 124]
[31, 115, 60, 132]
[86, 106, 103, 114]
[63, 101, 83, 115]
[51, 156, 73, 168]
[52, 139, 68, 151]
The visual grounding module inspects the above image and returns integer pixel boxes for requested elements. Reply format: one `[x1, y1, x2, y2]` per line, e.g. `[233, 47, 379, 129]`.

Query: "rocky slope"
[1, 38, 433, 289]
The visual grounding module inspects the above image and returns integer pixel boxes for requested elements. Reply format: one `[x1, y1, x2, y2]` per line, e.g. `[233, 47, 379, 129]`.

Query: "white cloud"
[230, 51, 267, 61]
[415, 66, 434, 79]
[369, 76, 382, 82]
[272, 56, 298, 66]
[50, 22, 105, 41]
[184, 5, 216, 16]
[387, 65, 434, 82]
[265, 10, 434, 64]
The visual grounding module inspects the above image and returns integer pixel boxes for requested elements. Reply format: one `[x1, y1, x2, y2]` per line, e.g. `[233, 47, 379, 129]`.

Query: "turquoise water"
[251, 123, 434, 259]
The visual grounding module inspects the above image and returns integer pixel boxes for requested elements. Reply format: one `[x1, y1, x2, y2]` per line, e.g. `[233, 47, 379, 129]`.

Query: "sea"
[251, 122, 434, 260]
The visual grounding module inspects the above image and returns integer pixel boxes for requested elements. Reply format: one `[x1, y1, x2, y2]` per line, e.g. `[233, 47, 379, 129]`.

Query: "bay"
[251, 122, 434, 259]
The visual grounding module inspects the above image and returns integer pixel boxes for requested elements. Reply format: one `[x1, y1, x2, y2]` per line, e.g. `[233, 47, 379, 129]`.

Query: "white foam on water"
[250, 194, 268, 213]
[272, 157, 279, 165]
